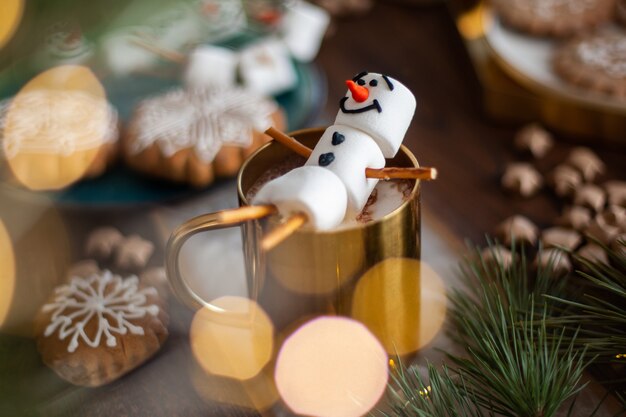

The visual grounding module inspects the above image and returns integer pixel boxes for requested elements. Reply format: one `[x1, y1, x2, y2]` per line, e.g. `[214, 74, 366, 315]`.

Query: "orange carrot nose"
[346, 80, 369, 103]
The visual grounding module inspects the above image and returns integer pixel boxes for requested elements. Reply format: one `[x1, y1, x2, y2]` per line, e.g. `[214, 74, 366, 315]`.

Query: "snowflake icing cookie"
[123, 87, 285, 187]
[553, 32, 626, 99]
[35, 270, 168, 386]
[491, 0, 616, 37]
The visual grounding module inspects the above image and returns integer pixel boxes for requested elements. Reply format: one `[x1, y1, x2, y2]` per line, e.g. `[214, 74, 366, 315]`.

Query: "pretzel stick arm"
[264, 127, 438, 181]
[264, 127, 313, 158]
[130, 38, 186, 64]
[261, 212, 308, 251]
[366, 167, 437, 180]
[218, 205, 277, 223]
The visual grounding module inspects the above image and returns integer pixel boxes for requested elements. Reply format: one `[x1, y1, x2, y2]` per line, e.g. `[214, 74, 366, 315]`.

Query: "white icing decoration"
[575, 36, 626, 79]
[129, 87, 277, 163]
[510, 0, 597, 19]
[0, 91, 118, 159]
[41, 271, 159, 353]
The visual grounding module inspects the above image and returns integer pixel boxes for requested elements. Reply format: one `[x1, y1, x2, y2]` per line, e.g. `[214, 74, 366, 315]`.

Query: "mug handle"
[165, 205, 276, 312]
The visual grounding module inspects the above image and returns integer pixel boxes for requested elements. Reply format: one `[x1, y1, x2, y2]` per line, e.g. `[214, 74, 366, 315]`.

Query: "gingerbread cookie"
[35, 271, 168, 386]
[491, 0, 616, 37]
[553, 32, 626, 100]
[123, 87, 285, 187]
[0, 90, 120, 184]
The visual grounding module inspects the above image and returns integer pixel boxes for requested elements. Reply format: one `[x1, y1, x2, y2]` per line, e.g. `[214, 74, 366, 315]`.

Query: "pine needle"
[545, 240, 626, 401]
[379, 361, 491, 417]
[380, 240, 596, 417]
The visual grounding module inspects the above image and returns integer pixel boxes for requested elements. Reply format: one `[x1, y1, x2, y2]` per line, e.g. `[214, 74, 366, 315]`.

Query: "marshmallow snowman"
[254, 72, 416, 230]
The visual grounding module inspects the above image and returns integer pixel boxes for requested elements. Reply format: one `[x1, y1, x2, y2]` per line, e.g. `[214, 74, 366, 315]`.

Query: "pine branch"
[448, 242, 589, 417]
[380, 241, 591, 417]
[379, 361, 492, 417]
[447, 307, 588, 417]
[544, 240, 626, 401]
[545, 241, 626, 360]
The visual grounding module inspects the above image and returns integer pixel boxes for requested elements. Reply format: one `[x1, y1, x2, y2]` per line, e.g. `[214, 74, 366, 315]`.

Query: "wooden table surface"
[1, 2, 625, 416]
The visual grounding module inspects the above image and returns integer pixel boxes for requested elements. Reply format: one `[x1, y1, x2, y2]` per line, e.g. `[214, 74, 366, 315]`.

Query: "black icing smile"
[339, 96, 382, 114]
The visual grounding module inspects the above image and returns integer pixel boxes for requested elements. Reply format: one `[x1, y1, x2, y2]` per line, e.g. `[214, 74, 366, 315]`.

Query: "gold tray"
[454, 2, 626, 145]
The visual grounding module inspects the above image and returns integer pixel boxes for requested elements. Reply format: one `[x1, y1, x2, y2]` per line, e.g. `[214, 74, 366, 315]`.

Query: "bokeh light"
[457, 2, 490, 40]
[0, 0, 23, 50]
[275, 316, 388, 417]
[0, 199, 70, 336]
[0, 217, 16, 329]
[191, 360, 279, 412]
[351, 258, 446, 355]
[190, 296, 274, 381]
[4, 65, 109, 190]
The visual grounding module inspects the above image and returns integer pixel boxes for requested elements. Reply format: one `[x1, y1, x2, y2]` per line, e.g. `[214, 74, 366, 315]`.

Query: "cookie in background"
[123, 87, 285, 188]
[553, 31, 626, 100]
[490, 0, 616, 37]
[0, 65, 120, 191]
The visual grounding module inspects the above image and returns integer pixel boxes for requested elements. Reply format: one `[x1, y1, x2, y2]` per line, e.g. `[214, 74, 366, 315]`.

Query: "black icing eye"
[356, 79, 366, 86]
[369, 79, 378, 87]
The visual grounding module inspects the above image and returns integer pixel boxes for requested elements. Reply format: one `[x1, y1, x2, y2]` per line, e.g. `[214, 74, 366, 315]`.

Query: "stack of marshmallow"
[100, 0, 329, 93]
[183, 0, 330, 96]
[253, 72, 417, 230]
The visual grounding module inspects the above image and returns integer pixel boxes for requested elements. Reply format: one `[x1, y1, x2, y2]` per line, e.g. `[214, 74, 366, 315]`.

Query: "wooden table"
[1, 2, 624, 416]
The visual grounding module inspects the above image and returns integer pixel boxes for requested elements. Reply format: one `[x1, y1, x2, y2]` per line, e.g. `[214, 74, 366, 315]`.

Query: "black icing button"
[331, 132, 345, 146]
[318, 152, 335, 167]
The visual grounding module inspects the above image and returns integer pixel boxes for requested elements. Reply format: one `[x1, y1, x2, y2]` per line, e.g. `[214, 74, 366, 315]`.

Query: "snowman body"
[304, 125, 384, 218]
[254, 72, 416, 230]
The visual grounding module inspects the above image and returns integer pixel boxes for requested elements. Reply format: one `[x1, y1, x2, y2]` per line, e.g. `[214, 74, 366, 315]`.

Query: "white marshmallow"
[239, 38, 298, 96]
[334, 72, 416, 158]
[183, 45, 238, 89]
[102, 28, 159, 76]
[281, 0, 330, 62]
[305, 124, 385, 217]
[253, 166, 347, 231]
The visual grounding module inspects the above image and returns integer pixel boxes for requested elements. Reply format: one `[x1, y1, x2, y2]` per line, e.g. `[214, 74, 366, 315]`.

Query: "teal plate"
[0, 62, 326, 207]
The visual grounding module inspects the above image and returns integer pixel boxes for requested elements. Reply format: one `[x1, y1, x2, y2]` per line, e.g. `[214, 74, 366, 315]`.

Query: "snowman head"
[334, 71, 416, 158]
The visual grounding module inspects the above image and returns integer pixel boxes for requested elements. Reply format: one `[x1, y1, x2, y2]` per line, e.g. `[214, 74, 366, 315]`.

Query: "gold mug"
[166, 127, 422, 350]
